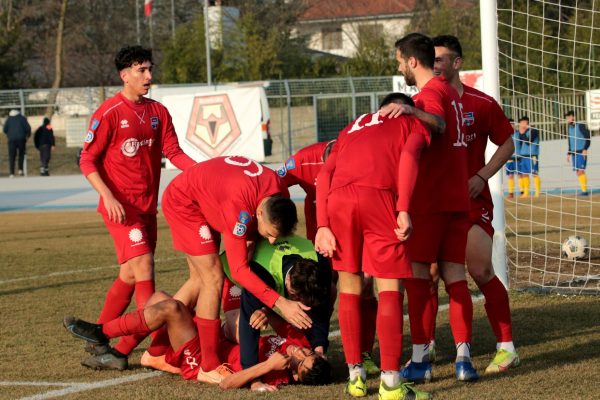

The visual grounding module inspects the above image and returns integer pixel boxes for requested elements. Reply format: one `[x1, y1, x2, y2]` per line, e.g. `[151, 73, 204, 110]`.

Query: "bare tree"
[46, 0, 67, 117]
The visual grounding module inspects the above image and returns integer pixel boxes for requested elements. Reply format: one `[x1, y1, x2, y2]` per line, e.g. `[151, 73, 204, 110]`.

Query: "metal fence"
[0, 77, 589, 163]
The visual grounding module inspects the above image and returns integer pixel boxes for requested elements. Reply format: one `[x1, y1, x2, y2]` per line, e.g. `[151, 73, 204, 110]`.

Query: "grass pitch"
[1, 206, 599, 399]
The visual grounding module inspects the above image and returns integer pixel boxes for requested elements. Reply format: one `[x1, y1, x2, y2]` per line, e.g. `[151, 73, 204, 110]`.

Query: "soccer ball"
[561, 235, 589, 260]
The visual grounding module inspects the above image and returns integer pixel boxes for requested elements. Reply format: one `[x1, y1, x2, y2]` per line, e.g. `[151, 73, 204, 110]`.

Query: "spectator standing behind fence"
[565, 110, 591, 196]
[34, 117, 55, 176]
[3, 109, 31, 178]
[516, 116, 541, 198]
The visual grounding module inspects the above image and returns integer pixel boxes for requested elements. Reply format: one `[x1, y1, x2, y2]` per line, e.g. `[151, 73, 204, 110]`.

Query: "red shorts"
[408, 212, 469, 264]
[102, 211, 157, 264]
[327, 185, 412, 279]
[221, 276, 242, 312]
[469, 199, 494, 238]
[162, 185, 220, 256]
[165, 335, 202, 380]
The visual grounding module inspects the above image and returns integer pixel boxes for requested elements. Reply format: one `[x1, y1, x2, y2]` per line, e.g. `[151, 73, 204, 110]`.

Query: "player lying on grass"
[63, 290, 331, 391]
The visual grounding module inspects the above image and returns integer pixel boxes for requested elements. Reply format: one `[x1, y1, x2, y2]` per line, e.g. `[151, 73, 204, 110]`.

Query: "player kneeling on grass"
[63, 291, 331, 391]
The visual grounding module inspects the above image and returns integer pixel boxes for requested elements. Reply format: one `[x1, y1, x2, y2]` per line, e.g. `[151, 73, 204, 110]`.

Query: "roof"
[300, 0, 417, 21]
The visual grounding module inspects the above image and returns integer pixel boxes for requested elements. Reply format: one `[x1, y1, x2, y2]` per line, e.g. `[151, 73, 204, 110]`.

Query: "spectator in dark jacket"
[34, 117, 55, 176]
[3, 109, 31, 177]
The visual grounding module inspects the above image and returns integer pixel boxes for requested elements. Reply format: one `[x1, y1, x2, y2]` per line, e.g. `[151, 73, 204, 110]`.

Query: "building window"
[322, 27, 342, 50]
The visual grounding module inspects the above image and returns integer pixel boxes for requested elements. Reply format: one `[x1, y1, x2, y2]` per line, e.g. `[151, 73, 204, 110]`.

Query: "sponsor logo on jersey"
[151, 116, 159, 130]
[463, 112, 475, 126]
[120, 119, 129, 128]
[85, 131, 94, 143]
[265, 336, 286, 358]
[229, 285, 242, 298]
[185, 94, 241, 157]
[238, 211, 251, 224]
[285, 158, 296, 170]
[121, 138, 154, 157]
[90, 119, 99, 131]
[233, 222, 247, 237]
[276, 166, 287, 177]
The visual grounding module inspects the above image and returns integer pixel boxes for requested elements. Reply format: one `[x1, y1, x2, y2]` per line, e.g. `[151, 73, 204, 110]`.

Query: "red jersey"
[80, 92, 195, 215]
[278, 141, 328, 241]
[166, 156, 287, 307]
[412, 76, 469, 213]
[461, 85, 513, 207]
[221, 326, 311, 387]
[316, 113, 429, 227]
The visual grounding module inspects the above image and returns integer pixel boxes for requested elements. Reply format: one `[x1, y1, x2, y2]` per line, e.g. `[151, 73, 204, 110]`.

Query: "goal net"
[496, 0, 600, 294]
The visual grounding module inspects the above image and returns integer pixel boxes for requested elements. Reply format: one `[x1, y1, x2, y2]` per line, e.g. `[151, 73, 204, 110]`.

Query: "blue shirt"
[517, 127, 540, 157]
[568, 122, 590, 153]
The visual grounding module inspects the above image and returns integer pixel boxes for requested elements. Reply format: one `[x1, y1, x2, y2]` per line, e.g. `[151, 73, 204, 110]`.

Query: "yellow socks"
[578, 173, 588, 193]
[534, 175, 541, 197]
[508, 177, 515, 196]
[521, 176, 530, 197]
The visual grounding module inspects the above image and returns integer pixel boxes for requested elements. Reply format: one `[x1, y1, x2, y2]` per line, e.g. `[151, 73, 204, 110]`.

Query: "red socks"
[97, 277, 134, 324]
[361, 297, 378, 354]
[429, 283, 439, 341]
[113, 280, 155, 356]
[196, 317, 221, 371]
[147, 326, 171, 357]
[102, 309, 150, 338]
[445, 280, 473, 343]
[479, 276, 513, 342]
[377, 291, 403, 371]
[405, 278, 433, 344]
[339, 293, 362, 364]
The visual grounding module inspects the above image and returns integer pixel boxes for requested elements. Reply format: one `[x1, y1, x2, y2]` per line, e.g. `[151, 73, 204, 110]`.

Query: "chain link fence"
[0, 77, 588, 165]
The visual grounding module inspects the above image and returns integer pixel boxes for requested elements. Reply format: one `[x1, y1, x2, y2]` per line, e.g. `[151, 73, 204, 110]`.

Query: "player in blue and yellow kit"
[516, 116, 541, 198]
[565, 110, 591, 196]
[505, 119, 522, 198]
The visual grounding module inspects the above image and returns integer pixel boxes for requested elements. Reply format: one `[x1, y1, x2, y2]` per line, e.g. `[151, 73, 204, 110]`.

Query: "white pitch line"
[0, 256, 185, 285]
[327, 294, 484, 338]
[0, 382, 75, 387]
[17, 371, 163, 400]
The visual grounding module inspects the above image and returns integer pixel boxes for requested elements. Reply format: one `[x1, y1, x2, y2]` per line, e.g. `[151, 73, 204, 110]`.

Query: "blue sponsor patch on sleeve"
[238, 211, 251, 224]
[285, 158, 296, 170]
[90, 119, 99, 130]
[276, 166, 287, 177]
[151, 116, 159, 129]
[233, 222, 247, 237]
[85, 131, 94, 143]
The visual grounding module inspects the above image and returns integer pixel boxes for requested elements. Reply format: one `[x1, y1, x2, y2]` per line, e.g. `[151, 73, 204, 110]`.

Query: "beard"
[403, 69, 416, 86]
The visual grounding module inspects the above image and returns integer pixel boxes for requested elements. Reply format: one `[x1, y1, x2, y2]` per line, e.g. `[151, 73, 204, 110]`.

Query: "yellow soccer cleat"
[485, 349, 520, 374]
[378, 381, 431, 400]
[346, 375, 368, 397]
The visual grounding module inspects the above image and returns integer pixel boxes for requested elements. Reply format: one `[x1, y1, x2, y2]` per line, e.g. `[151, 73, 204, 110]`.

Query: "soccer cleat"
[81, 348, 128, 371]
[507, 193, 514, 199]
[580, 191, 589, 197]
[455, 360, 479, 382]
[346, 375, 367, 397]
[379, 381, 431, 400]
[197, 363, 234, 384]
[84, 342, 110, 356]
[400, 361, 432, 384]
[362, 352, 380, 375]
[485, 349, 520, 374]
[63, 316, 108, 344]
[141, 351, 181, 374]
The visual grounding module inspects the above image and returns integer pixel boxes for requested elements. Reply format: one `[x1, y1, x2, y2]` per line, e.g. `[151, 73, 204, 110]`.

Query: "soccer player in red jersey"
[63, 290, 331, 391]
[78, 45, 196, 370]
[161, 155, 310, 383]
[387, 33, 478, 383]
[278, 140, 381, 375]
[315, 93, 431, 399]
[433, 35, 519, 373]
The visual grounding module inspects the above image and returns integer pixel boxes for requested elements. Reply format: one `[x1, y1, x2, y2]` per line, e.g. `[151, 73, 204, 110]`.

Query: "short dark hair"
[394, 33, 435, 69]
[322, 140, 336, 162]
[432, 35, 463, 58]
[264, 195, 297, 236]
[288, 256, 330, 307]
[299, 356, 332, 385]
[565, 110, 575, 117]
[379, 92, 415, 109]
[115, 46, 153, 72]
[519, 116, 529, 122]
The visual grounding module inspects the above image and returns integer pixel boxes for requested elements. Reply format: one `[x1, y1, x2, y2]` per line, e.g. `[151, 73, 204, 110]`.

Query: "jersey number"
[347, 112, 383, 134]
[451, 100, 467, 147]
[224, 156, 263, 177]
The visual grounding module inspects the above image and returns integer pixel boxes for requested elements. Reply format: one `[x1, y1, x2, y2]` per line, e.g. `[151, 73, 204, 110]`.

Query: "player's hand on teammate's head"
[249, 307, 269, 330]
[395, 211, 412, 241]
[275, 297, 312, 330]
[379, 103, 413, 118]
[315, 227, 336, 258]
